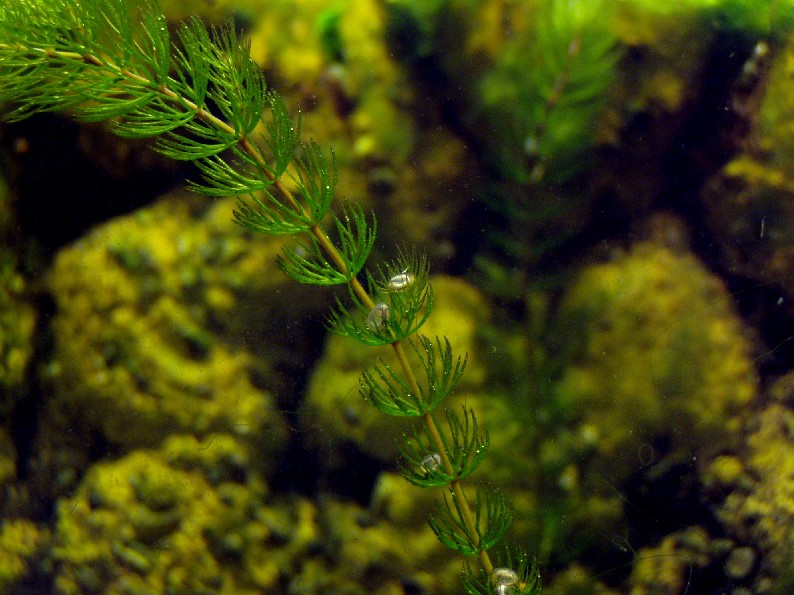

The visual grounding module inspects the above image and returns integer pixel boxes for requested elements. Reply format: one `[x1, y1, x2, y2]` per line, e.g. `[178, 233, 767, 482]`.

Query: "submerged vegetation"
[0, 0, 538, 592]
[3, 0, 794, 592]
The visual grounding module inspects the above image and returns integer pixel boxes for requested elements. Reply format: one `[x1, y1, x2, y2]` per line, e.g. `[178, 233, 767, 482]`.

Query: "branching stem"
[3, 20, 495, 582]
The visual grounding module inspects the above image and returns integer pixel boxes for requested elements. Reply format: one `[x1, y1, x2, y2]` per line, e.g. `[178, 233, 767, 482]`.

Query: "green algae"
[53, 449, 259, 594]
[45, 193, 299, 456]
[552, 242, 756, 481]
[0, 519, 49, 591]
[714, 400, 794, 589]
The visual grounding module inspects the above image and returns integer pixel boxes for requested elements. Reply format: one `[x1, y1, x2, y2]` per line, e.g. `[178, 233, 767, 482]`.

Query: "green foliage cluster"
[478, 0, 620, 186]
[390, 0, 620, 185]
[0, 0, 539, 592]
[388, 0, 623, 302]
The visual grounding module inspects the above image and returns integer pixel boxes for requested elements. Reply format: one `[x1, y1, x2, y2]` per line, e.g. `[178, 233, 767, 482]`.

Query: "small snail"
[387, 269, 415, 292]
[366, 302, 390, 331]
[491, 568, 518, 595]
[420, 453, 442, 475]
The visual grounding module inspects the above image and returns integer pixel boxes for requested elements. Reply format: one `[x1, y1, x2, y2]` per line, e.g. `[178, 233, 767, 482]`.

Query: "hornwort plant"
[0, 1, 541, 592]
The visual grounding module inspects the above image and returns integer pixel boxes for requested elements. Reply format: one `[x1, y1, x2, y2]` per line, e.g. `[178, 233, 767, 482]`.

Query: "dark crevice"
[8, 294, 55, 484]
[3, 113, 188, 258]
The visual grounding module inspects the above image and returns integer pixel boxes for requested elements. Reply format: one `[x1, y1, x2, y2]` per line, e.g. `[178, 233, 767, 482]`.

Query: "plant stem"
[12, 35, 495, 579]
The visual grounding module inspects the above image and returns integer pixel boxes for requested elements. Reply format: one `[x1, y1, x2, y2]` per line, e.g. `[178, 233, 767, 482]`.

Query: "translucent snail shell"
[420, 453, 442, 475]
[366, 302, 390, 331]
[387, 270, 415, 292]
[491, 568, 518, 595]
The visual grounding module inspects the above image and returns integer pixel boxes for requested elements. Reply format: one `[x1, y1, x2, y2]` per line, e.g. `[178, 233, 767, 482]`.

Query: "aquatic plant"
[476, 0, 619, 186]
[0, 0, 540, 592]
[476, 0, 620, 297]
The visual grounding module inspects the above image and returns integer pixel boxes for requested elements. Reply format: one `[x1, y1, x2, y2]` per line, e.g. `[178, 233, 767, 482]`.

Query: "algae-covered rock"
[701, 33, 794, 316]
[496, 242, 750, 585]
[299, 275, 490, 465]
[311, 496, 458, 594]
[52, 445, 274, 594]
[627, 527, 712, 594]
[44, 191, 306, 461]
[716, 401, 794, 590]
[50, 438, 464, 594]
[0, 519, 50, 591]
[51, 435, 351, 593]
[0, 244, 36, 422]
[551, 242, 756, 483]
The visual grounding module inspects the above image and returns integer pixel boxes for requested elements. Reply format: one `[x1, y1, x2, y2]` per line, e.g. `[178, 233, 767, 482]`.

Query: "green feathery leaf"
[330, 202, 377, 280]
[463, 548, 542, 595]
[429, 483, 513, 556]
[418, 335, 467, 411]
[231, 188, 310, 235]
[0, 0, 276, 197]
[278, 235, 345, 285]
[359, 335, 465, 417]
[359, 353, 424, 417]
[227, 138, 339, 232]
[279, 202, 375, 285]
[400, 406, 488, 487]
[187, 93, 300, 198]
[327, 251, 432, 346]
[287, 139, 338, 225]
[263, 90, 301, 179]
[479, 0, 620, 184]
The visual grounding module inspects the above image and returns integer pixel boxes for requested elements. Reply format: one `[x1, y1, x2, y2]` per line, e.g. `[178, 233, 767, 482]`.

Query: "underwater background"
[1, 0, 794, 592]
